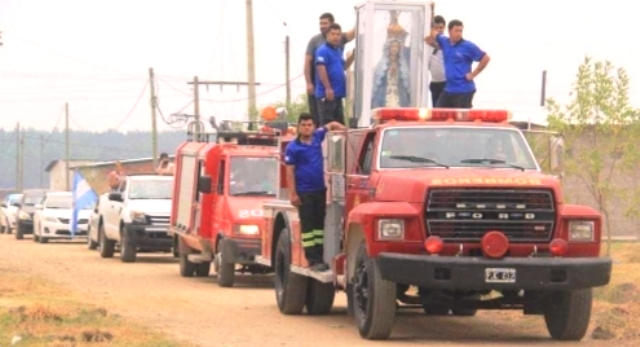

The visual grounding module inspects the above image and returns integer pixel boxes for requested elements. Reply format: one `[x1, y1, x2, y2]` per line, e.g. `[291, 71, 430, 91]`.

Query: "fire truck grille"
[148, 215, 170, 226]
[425, 188, 556, 243]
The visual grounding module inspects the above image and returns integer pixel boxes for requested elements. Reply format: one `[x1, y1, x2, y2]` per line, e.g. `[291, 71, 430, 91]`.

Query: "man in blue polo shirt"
[425, 19, 490, 108]
[315, 23, 348, 126]
[285, 113, 345, 271]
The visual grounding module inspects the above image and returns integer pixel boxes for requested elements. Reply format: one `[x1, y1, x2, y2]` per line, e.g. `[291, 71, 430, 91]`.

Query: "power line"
[112, 82, 149, 129]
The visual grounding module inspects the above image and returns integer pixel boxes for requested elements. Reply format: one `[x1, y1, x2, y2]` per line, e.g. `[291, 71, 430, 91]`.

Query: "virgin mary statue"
[371, 12, 411, 108]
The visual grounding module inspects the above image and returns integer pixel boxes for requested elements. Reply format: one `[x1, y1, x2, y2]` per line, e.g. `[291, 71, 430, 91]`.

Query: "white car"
[0, 194, 22, 234]
[33, 192, 90, 243]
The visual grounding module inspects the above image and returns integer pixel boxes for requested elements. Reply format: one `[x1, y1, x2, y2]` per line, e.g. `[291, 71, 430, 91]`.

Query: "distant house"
[72, 156, 175, 195]
[45, 160, 101, 192]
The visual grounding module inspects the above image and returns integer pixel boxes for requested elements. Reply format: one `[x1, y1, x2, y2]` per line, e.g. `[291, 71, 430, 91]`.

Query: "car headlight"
[233, 224, 260, 235]
[18, 211, 31, 220]
[568, 221, 595, 242]
[129, 211, 148, 224]
[377, 219, 404, 240]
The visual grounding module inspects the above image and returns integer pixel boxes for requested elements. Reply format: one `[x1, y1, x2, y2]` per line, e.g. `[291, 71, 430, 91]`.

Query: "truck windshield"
[45, 195, 72, 209]
[379, 127, 538, 170]
[128, 179, 173, 200]
[229, 157, 279, 196]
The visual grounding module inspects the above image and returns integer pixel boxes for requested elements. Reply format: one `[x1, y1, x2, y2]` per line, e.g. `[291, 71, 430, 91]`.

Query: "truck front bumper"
[220, 236, 262, 265]
[376, 253, 612, 291]
[17, 220, 33, 234]
[123, 223, 173, 251]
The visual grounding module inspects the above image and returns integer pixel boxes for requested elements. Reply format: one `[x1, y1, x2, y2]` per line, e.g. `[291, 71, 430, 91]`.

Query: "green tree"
[545, 56, 640, 255]
[265, 94, 310, 123]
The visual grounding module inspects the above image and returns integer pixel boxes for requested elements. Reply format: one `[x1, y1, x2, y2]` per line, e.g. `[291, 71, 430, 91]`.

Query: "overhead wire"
[112, 82, 149, 129]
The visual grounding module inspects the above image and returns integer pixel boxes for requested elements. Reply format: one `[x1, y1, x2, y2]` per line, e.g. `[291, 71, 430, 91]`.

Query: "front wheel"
[15, 223, 24, 240]
[87, 227, 99, 250]
[120, 230, 137, 263]
[544, 289, 592, 341]
[216, 239, 235, 287]
[99, 225, 115, 258]
[274, 229, 308, 315]
[352, 241, 397, 340]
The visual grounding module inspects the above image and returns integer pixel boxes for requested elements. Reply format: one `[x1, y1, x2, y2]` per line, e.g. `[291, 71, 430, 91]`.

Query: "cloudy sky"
[0, 0, 638, 133]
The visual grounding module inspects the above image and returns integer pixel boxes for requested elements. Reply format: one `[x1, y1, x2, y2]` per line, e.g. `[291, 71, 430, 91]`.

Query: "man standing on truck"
[305, 12, 355, 122]
[316, 23, 352, 126]
[285, 113, 345, 271]
[156, 152, 175, 176]
[424, 19, 490, 108]
[107, 161, 126, 191]
[429, 15, 447, 107]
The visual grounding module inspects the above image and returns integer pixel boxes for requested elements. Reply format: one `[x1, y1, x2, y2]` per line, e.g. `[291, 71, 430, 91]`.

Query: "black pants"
[429, 81, 446, 108]
[298, 189, 327, 265]
[436, 91, 475, 109]
[307, 94, 319, 124]
[317, 97, 345, 126]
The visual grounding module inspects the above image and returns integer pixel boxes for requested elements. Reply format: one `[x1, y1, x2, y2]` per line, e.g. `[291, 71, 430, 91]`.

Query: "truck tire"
[544, 289, 592, 341]
[99, 224, 115, 258]
[15, 224, 24, 240]
[352, 241, 397, 340]
[274, 229, 308, 315]
[452, 308, 477, 316]
[179, 253, 196, 277]
[195, 262, 211, 277]
[120, 230, 137, 263]
[306, 279, 335, 315]
[87, 229, 99, 250]
[216, 239, 235, 287]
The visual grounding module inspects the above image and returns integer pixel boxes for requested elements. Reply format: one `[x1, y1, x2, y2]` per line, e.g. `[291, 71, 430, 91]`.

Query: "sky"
[0, 0, 639, 133]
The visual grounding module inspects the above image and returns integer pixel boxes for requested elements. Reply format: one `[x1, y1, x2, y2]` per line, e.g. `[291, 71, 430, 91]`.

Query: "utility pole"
[18, 131, 24, 192]
[193, 76, 200, 121]
[39, 134, 44, 188]
[540, 70, 548, 107]
[285, 35, 291, 109]
[65, 102, 70, 191]
[14, 122, 20, 191]
[245, 0, 258, 121]
[149, 68, 158, 168]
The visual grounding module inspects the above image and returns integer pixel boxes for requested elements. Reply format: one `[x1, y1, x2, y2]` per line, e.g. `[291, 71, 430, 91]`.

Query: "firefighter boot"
[310, 245, 329, 272]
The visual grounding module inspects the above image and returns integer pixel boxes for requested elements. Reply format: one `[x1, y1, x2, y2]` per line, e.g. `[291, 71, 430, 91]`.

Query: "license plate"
[485, 268, 516, 283]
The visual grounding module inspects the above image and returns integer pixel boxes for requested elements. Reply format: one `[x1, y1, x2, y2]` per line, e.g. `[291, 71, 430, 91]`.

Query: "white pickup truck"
[96, 174, 174, 262]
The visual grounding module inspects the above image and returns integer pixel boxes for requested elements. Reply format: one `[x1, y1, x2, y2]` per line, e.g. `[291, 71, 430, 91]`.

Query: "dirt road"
[0, 234, 623, 347]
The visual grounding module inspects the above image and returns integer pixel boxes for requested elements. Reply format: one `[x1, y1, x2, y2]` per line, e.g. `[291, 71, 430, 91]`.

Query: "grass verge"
[0, 271, 191, 347]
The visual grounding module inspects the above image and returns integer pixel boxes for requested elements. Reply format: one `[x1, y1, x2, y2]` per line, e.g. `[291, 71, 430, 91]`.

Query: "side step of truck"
[255, 256, 333, 283]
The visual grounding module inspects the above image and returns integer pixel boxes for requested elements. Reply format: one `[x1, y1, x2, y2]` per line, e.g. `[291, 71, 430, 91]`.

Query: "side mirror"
[108, 192, 123, 202]
[198, 175, 212, 194]
[326, 132, 346, 174]
[549, 135, 564, 178]
[35, 204, 43, 210]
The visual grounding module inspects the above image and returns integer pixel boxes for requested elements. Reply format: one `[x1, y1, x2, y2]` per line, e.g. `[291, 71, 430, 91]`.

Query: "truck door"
[212, 159, 226, 237]
[193, 159, 206, 235]
[346, 131, 377, 212]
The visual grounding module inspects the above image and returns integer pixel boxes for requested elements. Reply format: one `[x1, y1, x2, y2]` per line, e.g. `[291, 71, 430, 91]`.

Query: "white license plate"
[485, 268, 516, 283]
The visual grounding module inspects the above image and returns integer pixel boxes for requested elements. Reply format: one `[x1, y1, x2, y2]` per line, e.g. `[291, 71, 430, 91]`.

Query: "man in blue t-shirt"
[304, 13, 355, 122]
[315, 23, 350, 126]
[284, 113, 345, 271]
[424, 19, 490, 108]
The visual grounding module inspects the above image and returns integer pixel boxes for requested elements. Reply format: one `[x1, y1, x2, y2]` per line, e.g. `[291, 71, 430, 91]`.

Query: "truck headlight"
[18, 211, 31, 220]
[130, 211, 148, 224]
[377, 219, 404, 240]
[568, 221, 595, 242]
[233, 224, 260, 235]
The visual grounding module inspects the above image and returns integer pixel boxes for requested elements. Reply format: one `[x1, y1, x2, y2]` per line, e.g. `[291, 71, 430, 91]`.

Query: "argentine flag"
[71, 170, 98, 237]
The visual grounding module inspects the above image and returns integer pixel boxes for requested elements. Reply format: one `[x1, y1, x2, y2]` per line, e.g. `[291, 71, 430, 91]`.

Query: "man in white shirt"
[156, 153, 175, 176]
[429, 15, 446, 107]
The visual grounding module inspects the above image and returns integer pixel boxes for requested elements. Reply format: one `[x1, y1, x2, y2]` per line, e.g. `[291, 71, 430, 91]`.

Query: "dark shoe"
[310, 263, 329, 272]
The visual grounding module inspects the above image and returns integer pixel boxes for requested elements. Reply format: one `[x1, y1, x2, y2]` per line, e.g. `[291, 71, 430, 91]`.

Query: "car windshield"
[229, 156, 279, 196]
[128, 179, 173, 200]
[7, 195, 22, 204]
[24, 195, 44, 206]
[45, 195, 72, 209]
[379, 127, 538, 170]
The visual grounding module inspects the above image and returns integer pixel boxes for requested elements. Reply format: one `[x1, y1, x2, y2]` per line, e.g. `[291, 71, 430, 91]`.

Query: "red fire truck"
[253, 0, 612, 341]
[169, 127, 292, 287]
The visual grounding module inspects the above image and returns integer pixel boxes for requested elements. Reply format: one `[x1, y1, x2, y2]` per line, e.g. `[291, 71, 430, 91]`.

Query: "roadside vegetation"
[0, 272, 190, 347]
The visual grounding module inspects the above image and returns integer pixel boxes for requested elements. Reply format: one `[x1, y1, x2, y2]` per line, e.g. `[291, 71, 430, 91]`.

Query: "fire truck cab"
[170, 127, 291, 287]
[254, 0, 612, 341]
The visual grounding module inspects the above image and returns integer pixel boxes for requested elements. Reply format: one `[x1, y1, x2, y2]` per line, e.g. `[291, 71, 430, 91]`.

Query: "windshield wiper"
[389, 155, 450, 169]
[459, 158, 525, 171]
[232, 191, 275, 196]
